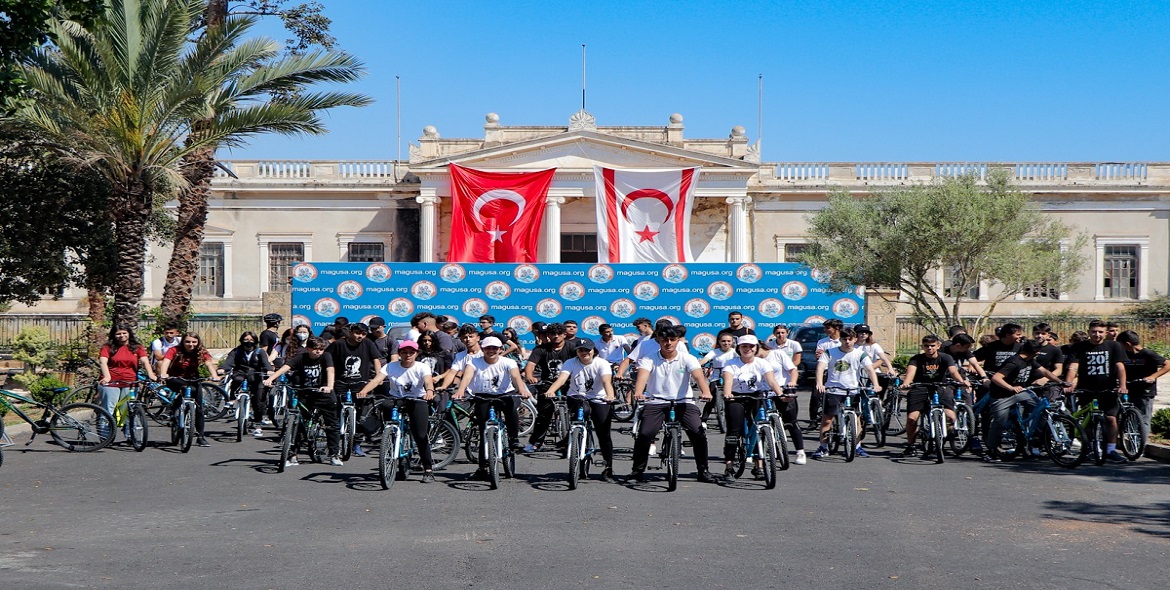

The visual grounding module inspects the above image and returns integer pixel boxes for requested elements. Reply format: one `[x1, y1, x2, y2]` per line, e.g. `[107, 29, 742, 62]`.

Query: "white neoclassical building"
[11, 110, 1169, 319]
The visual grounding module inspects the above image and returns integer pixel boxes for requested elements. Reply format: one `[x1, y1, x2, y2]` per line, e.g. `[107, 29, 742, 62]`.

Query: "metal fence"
[895, 317, 1170, 354]
[0, 314, 264, 353]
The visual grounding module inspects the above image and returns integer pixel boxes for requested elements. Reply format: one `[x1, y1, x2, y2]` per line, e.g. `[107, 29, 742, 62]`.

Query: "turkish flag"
[594, 166, 699, 263]
[447, 164, 556, 263]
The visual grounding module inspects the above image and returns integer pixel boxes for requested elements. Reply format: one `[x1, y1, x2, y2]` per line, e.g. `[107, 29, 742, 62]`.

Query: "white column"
[725, 196, 752, 262]
[416, 195, 440, 262]
[544, 196, 566, 263]
[1094, 241, 1106, 300]
[221, 240, 234, 299]
[1139, 241, 1150, 299]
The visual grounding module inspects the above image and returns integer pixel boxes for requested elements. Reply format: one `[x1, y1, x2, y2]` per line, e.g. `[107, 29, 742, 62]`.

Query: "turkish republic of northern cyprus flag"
[447, 164, 556, 263]
[594, 166, 699, 263]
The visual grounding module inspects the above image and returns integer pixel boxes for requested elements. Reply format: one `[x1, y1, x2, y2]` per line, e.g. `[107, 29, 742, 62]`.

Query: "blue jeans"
[99, 385, 132, 437]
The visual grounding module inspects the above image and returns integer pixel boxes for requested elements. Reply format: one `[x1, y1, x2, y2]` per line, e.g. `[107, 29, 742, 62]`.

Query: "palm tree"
[160, 0, 369, 326]
[17, 0, 370, 328]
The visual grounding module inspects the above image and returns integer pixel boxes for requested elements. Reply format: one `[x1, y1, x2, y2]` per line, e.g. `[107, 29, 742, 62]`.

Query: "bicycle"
[882, 376, 906, 436]
[996, 386, 1086, 468]
[1065, 389, 1115, 466]
[269, 374, 291, 428]
[764, 389, 797, 471]
[166, 377, 202, 452]
[704, 375, 727, 433]
[656, 400, 688, 491]
[565, 402, 603, 489]
[0, 387, 116, 454]
[611, 377, 636, 422]
[906, 383, 950, 464]
[468, 394, 519, 490]
[1117, 383, 1146, 461]
[857, 385, 886, 448]
[337, 386, 358, 461]
[276, 386, 330, 471]
[728, 395, 778, 489]
[377, 398, 423, 490]
[823, 388, 859, 462]
[107, 377, 151, 452]
[233, 376, 253, 442]
[950, 380, 978, 457]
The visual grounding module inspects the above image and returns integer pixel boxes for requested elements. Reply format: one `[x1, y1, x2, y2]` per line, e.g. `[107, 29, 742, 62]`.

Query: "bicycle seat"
[51, 387, 71, 394]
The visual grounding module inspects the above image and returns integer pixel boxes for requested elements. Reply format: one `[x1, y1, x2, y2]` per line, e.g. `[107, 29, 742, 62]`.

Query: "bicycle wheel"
[502, 426, 516, 479]
[932, 412, 946, 464]
[307, 420, 326, 463]
[1089, 417, 1105, 466]
[200, 383, 229, 421]
[64, 384, 101, 405]
[428, 419, 460, 470]
[235, 394, 249, 442]
[998, 421, 1026, 461]
[759, 424, 777, 489]
[278, 416, 297, 473]
[1044, 413, 1086, 468]
[484, 426, 501, 490]
[612, 397, 634, 422]
[665, 428, 681, 492]
[1118, 408, 1145, 461]
[950, 405, 975, 457]
[129, 404, 148, 452]
[517, 398, 536, 437]
[732, 437, 747, 478]
[48, 403, 116, 451]
[771, 416, 791, 471]
[885, 395, 906, 436]
[178, 404, 194, 453]
[463, 425, 481, 464]
[339, 405, 355, 462]
[271, 386, 289, 428]
[715, 395, 727, 434]
[868, 399, 886, 448]
[379, 424, 398, 490]
[567, 427, 582, 490]
[843, 415, 857, 462]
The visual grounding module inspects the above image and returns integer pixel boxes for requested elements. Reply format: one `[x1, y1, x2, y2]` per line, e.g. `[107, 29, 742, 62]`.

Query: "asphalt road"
[1, 395, 1167, 590]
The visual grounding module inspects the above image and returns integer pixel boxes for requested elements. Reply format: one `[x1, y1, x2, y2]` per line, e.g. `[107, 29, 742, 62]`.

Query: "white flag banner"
[594, 166, 699, 263]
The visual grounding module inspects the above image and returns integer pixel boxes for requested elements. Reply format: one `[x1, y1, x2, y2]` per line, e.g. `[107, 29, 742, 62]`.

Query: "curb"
[1144, 442, 1170, 463]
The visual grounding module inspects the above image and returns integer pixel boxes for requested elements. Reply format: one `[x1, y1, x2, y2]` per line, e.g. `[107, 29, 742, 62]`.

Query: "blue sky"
[220, 0, 1170, 163]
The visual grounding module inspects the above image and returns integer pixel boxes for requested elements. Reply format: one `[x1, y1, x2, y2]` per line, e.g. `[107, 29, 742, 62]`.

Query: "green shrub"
[12, 326, 60, 373]
[1151, 408, 1170, 439]
[1126, 293, 1170, 321]
[1146, 341, 1170, 360]
[892, 354, 911, 374]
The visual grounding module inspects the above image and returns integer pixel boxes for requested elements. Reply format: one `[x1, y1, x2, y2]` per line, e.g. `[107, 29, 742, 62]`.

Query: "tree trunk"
[160, 145, 216, 327]
[85, 288, 107, 352]
[111, 186, 152, 330]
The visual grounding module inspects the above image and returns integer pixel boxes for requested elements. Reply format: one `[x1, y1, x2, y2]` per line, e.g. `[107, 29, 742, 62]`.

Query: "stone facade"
[10, 112, 1168, 321]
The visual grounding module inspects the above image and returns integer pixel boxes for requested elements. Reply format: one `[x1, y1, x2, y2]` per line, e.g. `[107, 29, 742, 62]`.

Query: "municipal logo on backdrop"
[536, 298, 563, 318]
[758, 298, 785, 318]
[440, 264, 466, 283]
[805, 314, 826, 325]
[484, 281, 511, 301]
[508, 316, 533, 335]
[782, 281, 808, 301]
[336, 280, 363, 300]
[707, 281, 733, 301]
[833, 298, 859, 318]
[411, 280, 437, 300]
[610, 298, 636, 319]
[684, 298, 711, 318]
[388, 298, 415, 317]
[740, 315, 756, 330]
[736, 264, 762, 284]
[633, 281, 659, 301]
[559, 281, 585, 301]
[292, 263, 318, 283]
[855, 286, 866, 298]
[365, 263, 392, 283]
[661, 264, 688, 284]
[513, 264, 540, 283]
[810, 268, 832, 283]
[692, 333, 717, 354]
[657, 315, 681, 327]
[314, 297, 340, 317]
[581, 316, 605, 336]
[462, 298, 488, 317]
[292, 314, 311, 327]
[588, 264, 614, 284]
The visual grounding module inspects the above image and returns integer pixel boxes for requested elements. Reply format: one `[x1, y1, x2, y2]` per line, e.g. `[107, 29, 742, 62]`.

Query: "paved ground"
[1, 392, 1167, 590]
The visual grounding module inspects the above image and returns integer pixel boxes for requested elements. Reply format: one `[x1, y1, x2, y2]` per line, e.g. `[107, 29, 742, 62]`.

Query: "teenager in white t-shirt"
[542, 342, 618, 482]
[436, 326, 483, 389]
[627, 325, 717, 484]
[814, 328, 882, 459]
[358, 339, 437, 482]
[699, 331, 737, 423]
[720, 334, 787, 481]
[592, 323, 629, 365]
[453, 336, 530, 480]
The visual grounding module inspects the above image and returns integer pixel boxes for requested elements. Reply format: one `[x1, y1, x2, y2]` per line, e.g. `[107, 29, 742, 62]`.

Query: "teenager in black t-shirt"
[982, 340, 1061, 462]
[725, 311, 756, 339]
[900, 335, 969, 456]
[523, 322, 576, 451]
[1063, 321, 1129, 462]
[1117, 330, 1169, 437]
[265, 338, 342, 466]
[326, 323, 382, 396]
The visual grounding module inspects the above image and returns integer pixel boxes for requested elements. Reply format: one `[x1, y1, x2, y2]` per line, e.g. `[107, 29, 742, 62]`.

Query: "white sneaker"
[794, 450, 807, 465]
[283, 456, 299, 468]
[329, 455, 344, 466]
[649, 443, 657, 456]
[260, 418, 273, 426]
[252, 427, 264, 437]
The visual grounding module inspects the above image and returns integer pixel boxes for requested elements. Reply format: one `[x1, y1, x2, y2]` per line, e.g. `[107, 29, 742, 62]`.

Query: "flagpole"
[581, 44, 587, 111]
[396, 75, 402, 181]
[757, 74, 763, 157]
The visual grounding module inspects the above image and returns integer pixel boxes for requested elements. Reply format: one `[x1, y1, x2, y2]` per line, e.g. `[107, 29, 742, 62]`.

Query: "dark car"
[787, 323, 827, 384]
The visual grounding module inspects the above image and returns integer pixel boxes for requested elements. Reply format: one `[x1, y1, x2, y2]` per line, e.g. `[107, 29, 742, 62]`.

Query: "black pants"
[166, 378, 206, 437]
[809, 389, 824, 422]
[302, 389, 340, 457]
[473, 395, 520, 468]
[230, 373, 268, 424]
[566, 397, 614, 467]
[631, 402, 709, 474]
[774, 397, 804, 451]
[724, 395, 762, 461]
[528, 385, 562, 445]
[362, 397, 433, 469]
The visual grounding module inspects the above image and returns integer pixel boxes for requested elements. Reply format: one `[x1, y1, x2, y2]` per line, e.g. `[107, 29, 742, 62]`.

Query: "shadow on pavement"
[1041, 499, 1170, 539]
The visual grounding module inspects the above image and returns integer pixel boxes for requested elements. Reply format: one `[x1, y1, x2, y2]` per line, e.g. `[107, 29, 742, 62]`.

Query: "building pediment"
[410, 130, 760, 174]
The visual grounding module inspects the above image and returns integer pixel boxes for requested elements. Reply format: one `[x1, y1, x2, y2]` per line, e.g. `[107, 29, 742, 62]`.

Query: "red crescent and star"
[620, 189, 674, 243]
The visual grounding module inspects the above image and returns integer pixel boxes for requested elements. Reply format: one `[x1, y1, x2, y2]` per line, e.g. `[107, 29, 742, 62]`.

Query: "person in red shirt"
[157, 332, 220, 447]
[99, 324, 156, 439]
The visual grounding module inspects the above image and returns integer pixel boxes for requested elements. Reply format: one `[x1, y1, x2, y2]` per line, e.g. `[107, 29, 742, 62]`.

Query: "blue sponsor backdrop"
[290, 262, 865, 354]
